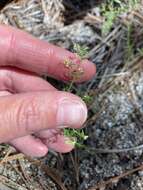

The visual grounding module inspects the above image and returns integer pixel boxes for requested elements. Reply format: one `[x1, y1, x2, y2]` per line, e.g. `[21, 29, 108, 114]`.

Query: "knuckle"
[0, 69, 12, 90]
[16, 97, 41, 133]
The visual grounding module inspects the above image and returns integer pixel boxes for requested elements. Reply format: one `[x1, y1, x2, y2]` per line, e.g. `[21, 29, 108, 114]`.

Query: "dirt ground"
[0, 0, 143, 190]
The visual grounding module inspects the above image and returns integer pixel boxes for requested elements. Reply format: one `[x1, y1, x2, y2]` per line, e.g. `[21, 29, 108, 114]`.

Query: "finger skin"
[0, 67, 56, 93]
[0, 90, 49, 157]
[36, 129, 74, 153]
[0, 74, 55, 157]
[0, 71, 76, 155]
[42, 135, 74, 153]
[0, 25, 96, 82]
[0, 91, 87, 143]
[10, 135, 48, 157]
[11, 129, 74, 156]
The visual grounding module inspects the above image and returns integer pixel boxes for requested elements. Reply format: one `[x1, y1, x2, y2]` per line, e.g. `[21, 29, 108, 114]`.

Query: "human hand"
[0, 25, 96, 157]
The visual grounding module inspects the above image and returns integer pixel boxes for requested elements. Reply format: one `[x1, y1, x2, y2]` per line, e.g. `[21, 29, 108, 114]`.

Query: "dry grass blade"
[0, 182, 13, 190]
[0, 148, 12, 165]
[0, 153, 25, 165]
[89, 164, 143, 190]
[18, 159, 31, 183]
[69, 151, 80, 185]
[0, 175, 27, 190]
[8, 161, 31, 190]
[0, 0, 13, 10]
[40, 164, 68, 190]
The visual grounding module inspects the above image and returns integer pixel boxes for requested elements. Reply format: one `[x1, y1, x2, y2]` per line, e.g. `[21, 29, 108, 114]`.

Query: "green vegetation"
[64, 129, 88, 147]
[73, 43, 89, 59]
[63, 44, 90, 147]
[63, 0, 140, 148]
[101, 0, 139, 35]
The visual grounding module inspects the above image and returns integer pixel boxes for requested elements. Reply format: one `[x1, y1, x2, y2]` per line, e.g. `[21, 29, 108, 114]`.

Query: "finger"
[0, 89, 73, 154]
[0, 25, 96, 82]
[0, 67, 56, 93]
[0, 90, 49, 157]
[10, 135, 48, 157]
[11, 129, 74, 156]
[42, 135, 74, 153]
[36, 129, 74, 153]
[0, 91, 87, 143]
[0, 68, 73, 154]
[0, 76, 75, 153]
[0, 90, 11, 96]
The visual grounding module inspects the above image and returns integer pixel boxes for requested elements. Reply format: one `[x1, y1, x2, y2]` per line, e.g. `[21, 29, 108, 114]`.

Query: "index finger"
[0, 25, 96, 82]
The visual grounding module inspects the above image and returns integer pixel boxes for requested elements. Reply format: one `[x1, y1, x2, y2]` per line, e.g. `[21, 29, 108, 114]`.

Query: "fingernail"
[57, 98, 87, 127]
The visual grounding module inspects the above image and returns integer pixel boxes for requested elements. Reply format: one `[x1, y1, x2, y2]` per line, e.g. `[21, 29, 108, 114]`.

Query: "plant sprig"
[64, 129, 88, 147]
[73, 43, 89, 59]
[63, 43, 90, 147]
[101, 0, 139, 35]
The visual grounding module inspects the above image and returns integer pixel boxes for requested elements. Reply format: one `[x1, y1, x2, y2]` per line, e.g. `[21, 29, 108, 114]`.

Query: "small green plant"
[73, 43, 89, 59]
[101, 3, 117, 35]
[137, 48, 143, 56]
[63, 43, 90, 147]
[101, 0, 140, 35]
[64, 129, 88, 147]
[81, 94, 93, 105]
[63, 43, 89, 91]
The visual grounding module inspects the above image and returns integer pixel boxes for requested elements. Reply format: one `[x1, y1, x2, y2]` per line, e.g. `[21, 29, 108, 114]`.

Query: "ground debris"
[0, 1, 143, 190]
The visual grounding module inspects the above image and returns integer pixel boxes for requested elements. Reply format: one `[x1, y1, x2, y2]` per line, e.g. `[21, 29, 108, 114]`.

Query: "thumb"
[0, 91, 87, 143]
